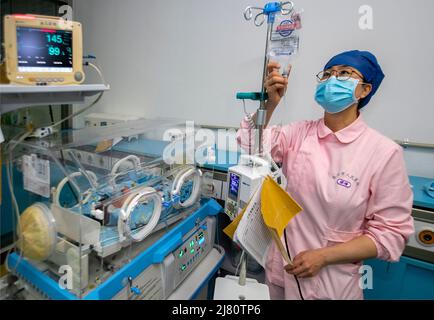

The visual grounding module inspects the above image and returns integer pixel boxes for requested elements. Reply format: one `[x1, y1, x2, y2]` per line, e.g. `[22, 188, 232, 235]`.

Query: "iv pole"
[236, 1, 294, 287]
[237, 1, 294, 155]
[256, 20, 274, 155]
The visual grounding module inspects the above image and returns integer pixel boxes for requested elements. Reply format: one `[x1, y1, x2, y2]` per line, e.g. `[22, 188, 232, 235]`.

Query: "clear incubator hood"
[4, 118, 206, 298]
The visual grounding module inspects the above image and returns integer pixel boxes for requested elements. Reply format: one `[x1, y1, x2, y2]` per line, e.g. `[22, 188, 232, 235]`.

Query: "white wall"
[74, 0, 434, 178]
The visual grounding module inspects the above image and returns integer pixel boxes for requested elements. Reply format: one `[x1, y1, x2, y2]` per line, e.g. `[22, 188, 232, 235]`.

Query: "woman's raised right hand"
[264, 61, 291, 110]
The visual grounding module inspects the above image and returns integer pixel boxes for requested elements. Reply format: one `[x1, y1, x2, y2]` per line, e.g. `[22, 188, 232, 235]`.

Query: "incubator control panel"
[112, 217, 216, 300]
[174, 222, 210, 283]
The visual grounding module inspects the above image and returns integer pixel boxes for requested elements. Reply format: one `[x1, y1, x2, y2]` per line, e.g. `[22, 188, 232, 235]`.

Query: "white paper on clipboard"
[234, 183, 273, 268]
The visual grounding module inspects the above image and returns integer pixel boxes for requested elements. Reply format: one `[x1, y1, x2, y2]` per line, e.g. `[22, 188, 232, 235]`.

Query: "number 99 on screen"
[48, 46, 61, 56]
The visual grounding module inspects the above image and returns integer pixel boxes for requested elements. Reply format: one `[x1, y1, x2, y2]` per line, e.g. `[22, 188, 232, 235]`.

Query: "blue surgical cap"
[324, 50, 385, 109]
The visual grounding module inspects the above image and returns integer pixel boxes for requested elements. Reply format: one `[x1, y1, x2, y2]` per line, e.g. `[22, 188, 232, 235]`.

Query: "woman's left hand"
[284, 249, 328, 278]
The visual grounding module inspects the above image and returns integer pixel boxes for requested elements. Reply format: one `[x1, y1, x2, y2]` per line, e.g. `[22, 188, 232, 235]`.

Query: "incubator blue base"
[7, 199, 225, 300]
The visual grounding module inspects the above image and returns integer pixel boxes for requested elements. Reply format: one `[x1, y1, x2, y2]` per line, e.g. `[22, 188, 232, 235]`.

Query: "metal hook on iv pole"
[243, 2, 294, 25]
[280, 1, 295, 15]
[244, 6, 263, 21]
[243, 7, 267, 26]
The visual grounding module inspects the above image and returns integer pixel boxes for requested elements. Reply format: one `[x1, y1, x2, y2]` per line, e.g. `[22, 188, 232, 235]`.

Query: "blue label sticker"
[277, 19, 296, 37]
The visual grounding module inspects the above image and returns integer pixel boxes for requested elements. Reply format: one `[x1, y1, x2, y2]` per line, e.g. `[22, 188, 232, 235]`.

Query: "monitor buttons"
[74, 72, 83, 82]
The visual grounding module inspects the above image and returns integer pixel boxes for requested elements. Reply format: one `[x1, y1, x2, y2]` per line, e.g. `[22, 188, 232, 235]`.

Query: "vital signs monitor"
[2, 14, 84, 85]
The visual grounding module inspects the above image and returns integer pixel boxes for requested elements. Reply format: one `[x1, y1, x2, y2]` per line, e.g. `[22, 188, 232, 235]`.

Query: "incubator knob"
[127, 276, 141, 296]
[131, 286, 141, 296]
[417, 228, 434, 246]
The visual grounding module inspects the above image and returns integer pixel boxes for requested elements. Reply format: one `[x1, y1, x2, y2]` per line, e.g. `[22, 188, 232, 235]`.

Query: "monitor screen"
[228, 173, 241, 201]
[16, 26, 73, 73]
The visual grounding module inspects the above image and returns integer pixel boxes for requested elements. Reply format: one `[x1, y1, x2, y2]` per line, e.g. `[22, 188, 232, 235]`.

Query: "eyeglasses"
[316, 69, 364, 82]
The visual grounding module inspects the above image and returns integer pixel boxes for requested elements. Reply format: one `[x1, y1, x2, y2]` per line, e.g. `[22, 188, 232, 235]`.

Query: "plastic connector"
[263, 2, 281, 15]
[30, 126, 55, 138]
[256, 109, 267, 126]
[91, 208, 104, 221]
[131, 286, 141, 295]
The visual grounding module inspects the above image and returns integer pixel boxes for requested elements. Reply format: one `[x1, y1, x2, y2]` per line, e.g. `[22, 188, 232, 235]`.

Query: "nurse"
[236, 50, 414, 299]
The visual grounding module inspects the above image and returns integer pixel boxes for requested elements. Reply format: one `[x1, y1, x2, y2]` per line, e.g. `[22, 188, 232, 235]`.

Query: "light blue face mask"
[315, 76, 359, 113]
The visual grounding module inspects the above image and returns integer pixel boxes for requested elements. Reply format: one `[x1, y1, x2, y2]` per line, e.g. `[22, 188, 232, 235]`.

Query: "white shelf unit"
[0, 84, 110, 114]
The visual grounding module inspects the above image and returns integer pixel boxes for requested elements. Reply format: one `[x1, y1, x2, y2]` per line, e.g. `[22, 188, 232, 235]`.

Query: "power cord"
[48, 105, 79, 204]
[5, 130, 33, 272]
[29, 58, 106, 138]
[84, 61, 106, 85]
[284, 229, 304, 300]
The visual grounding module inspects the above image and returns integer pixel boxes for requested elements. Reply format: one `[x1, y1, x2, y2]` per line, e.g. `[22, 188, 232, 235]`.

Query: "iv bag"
[267, 9, 303, 76]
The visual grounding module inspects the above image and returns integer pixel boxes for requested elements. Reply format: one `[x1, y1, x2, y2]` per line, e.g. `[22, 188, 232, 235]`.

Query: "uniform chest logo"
[336, 178, 351, 188]
[332, 171, 360, 189]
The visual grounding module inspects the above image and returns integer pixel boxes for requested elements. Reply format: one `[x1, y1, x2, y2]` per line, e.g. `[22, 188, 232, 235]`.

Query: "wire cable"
[5, 130, 32, 271]
[48, 106, 79, 203]
[51, 91, 104, 129]
[284, 228, 304, 300]
[86, 61, 106, 85]
[32, 61, 106, 133]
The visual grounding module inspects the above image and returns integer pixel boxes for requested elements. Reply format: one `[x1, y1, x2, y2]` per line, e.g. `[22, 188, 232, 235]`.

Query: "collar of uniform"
[317, 114, 368, 143]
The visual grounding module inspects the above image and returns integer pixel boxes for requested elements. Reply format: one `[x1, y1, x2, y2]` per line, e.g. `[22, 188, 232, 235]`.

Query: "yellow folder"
[261, 175, 303, 265]
[223, 175, 303, 266]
